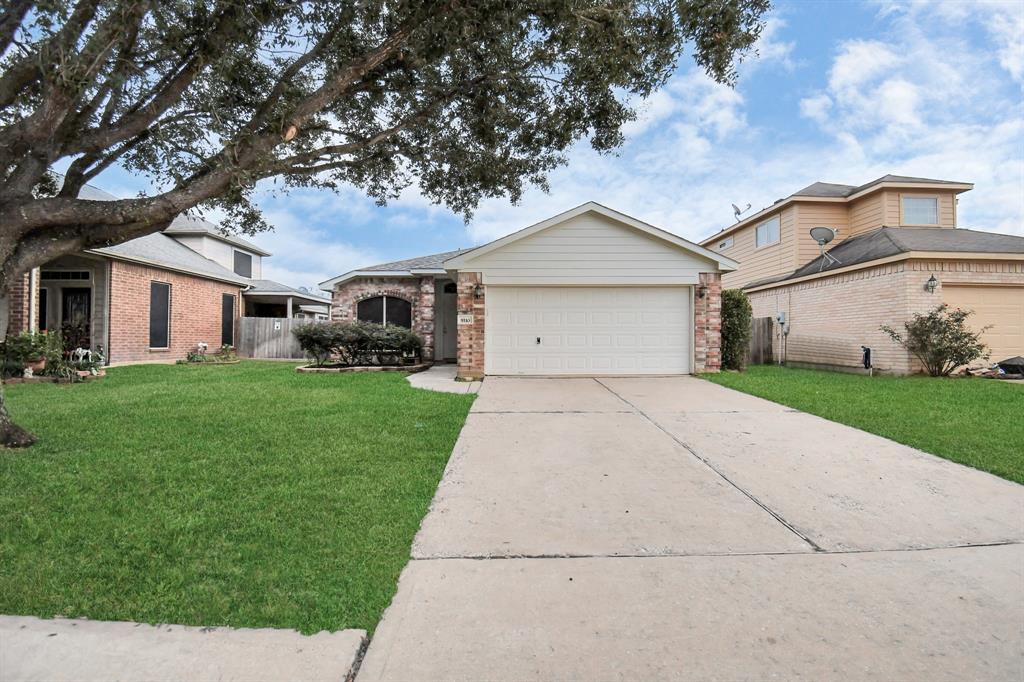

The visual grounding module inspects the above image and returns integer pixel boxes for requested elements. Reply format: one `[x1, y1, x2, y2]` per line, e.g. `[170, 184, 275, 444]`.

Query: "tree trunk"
[0, 288, 38, 448]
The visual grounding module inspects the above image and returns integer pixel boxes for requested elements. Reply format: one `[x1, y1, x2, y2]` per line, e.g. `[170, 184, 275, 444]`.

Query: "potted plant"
[7, 331, 49, 373]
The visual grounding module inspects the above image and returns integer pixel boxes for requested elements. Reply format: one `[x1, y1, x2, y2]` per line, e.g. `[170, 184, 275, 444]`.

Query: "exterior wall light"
[925, 275, 939, 294]
[697, 284, 708, 299]
[473, 283, 484, 299]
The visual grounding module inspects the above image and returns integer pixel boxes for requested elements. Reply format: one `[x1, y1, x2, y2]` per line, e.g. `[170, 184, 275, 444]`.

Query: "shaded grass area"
[704, 366, 1023, 484]
[0, 362, 474, 634]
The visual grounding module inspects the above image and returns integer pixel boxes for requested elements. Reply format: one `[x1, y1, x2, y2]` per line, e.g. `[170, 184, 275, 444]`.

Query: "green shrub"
[881, 304, 990, 376]
[721, 289, 752, 370]
[293, 321, 424, 367]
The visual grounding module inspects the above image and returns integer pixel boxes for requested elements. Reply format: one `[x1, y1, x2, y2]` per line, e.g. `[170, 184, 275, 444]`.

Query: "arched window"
[357, 295, 412, 328]
[443, 281, 458, 294]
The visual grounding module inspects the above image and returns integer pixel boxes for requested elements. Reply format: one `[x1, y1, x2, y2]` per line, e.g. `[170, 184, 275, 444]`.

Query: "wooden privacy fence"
[746, 316, 774, 366]
[235, 317, 324, 360]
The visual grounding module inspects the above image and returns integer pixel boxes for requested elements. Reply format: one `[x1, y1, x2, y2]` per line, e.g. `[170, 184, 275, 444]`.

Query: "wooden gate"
[235, 317, 323, 359]
[746, 317, 774, 366]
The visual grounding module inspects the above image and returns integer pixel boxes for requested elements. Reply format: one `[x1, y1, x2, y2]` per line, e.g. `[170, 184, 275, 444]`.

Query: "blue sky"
[90, 0, 1023, 290]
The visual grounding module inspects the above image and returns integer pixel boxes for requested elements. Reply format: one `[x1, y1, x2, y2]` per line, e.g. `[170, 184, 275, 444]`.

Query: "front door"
[61, 287, 91, 349]
[441, 282, 458, 361]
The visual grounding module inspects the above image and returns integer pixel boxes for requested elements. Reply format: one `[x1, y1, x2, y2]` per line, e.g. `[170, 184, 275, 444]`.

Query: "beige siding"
[717, 207, 795, 289]
[748, 258, 1024, 374]
[849, 194, 885, 235]
[467, 212, 716, 285]
[883, 190, 957, 227]
[793, 202, 851, 268]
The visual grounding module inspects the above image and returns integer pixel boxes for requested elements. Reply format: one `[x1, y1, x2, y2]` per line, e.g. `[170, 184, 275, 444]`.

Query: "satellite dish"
[809, 226, 836, 245]
[809, 226, 842, 271]
[731, 202, 751, 221]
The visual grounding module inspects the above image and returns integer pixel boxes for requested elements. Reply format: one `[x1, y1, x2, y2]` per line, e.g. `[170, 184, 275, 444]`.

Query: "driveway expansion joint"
[592, 378, 825, 552]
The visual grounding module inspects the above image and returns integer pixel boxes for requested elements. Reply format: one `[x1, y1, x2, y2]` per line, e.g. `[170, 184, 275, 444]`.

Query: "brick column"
[694, 272, 722, 372]
[5, 273, 32, 337]
[416, 277, 435, 361]
[456, 271, 485, 380]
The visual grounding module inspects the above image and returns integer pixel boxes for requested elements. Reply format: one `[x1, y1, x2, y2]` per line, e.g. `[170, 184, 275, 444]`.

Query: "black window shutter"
[233, 251, 252, 278]
[149, 282, 170, 348]
[221, 294, 235, 345]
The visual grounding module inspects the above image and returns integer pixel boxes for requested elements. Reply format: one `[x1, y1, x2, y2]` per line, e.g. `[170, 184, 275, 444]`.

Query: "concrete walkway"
[1, 616, 365, 682]
[359, 376, 1024, 681]
[406, 364, 481, 394]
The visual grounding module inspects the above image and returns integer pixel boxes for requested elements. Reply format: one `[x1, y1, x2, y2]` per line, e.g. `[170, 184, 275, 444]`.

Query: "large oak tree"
[0, 0, 769, 445]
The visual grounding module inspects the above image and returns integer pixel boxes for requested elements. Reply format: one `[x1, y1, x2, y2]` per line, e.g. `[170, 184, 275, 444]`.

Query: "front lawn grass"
[0, 361, 474, 634]
[704, 365, 1023, 484]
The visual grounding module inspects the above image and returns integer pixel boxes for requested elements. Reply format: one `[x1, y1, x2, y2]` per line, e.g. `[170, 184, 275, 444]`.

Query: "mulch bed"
[296, 363, 432, 374]
[4, 370, 107, 384]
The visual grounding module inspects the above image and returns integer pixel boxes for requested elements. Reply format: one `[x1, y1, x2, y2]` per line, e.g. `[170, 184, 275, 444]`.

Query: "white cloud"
[799, 93, 832, 124]
[751, 16, 797, 71]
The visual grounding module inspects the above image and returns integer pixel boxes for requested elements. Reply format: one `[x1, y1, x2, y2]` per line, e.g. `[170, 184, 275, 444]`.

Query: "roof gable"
[445, 202, 736, 272]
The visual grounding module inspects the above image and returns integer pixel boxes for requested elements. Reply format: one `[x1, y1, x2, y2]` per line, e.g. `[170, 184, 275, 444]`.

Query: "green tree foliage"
[881, 305, 990, 377]
[720, 288, 752, 370]
[0, 0, 769, 444]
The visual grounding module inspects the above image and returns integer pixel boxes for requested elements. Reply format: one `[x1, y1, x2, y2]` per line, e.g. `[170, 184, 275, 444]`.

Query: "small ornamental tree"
[881, 305, 990, 377]
[721, 289, 752, 370]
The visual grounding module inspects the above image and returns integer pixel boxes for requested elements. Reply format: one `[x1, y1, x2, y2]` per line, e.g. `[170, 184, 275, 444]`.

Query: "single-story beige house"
[320, 203, 737, 380]
[699, 175, 1024, 373]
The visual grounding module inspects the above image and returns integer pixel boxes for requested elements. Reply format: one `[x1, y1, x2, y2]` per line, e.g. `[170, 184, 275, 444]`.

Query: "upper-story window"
[233, 250, 253, 277]
[718, 237, 734, 250]
[902, 196, 938, 225]
[755, 216, 781, 248]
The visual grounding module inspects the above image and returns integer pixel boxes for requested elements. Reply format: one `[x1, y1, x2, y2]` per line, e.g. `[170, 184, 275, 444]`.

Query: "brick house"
[698, 175, 1024, 373]
[320, 203, 736, 380]
[5, 183, 329, 364]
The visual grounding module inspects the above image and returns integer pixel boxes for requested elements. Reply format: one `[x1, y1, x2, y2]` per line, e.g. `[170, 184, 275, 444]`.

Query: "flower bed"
[296, 363, 431, 374]
[176, 344, 240, 365]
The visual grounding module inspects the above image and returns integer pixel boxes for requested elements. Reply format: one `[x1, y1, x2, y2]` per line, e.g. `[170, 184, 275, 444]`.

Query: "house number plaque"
[457, 314, 474, 325]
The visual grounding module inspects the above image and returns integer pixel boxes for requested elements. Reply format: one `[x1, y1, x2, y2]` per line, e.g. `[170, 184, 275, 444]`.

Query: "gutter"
[87, 250, 249, 287]
[743, 250, 1024, 293]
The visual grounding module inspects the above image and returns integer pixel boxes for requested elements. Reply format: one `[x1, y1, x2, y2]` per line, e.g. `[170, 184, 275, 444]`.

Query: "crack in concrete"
[592, 378, 826, 552]
[411, 540, 1023, 562]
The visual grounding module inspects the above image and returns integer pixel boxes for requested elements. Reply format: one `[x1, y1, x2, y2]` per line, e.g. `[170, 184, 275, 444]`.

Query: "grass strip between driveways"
[703, 365, 1023, 485]
[0, 361, 474, 634]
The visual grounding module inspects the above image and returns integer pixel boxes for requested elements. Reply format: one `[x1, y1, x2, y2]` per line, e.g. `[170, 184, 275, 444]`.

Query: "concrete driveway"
[359, 376, 1024, 681]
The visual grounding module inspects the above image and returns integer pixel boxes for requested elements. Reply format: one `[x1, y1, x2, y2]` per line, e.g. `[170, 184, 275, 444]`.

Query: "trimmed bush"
[293, 321, 424, 367]
[881, 304, 989, 376]
[721, 289, 752, 371]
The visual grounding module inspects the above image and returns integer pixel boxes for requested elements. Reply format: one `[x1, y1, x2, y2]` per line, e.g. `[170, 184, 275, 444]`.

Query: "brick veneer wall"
[329, 276, 435, 359]
[746, 258, 1024, 374]
[694, 272, 723, 372]
[4, 273, 32, 336]
[456, 272, 485, 380]
[108, 260, 242, 364]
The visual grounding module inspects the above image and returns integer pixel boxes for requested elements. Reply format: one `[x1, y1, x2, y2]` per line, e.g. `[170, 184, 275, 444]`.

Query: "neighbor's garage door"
[943, 285, 1024, 363]
[485, 286, 691, 375]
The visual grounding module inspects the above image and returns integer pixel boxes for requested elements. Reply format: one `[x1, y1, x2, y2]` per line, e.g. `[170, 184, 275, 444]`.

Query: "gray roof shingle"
[792, 175, 970, 199]
[745, 227, 1024, 289]
[361, 248, 470, 272]
[244, 279, 330, 303]
[92, 233, 250, 284]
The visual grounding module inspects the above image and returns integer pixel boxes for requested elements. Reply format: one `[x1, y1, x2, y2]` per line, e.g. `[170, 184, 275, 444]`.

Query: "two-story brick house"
[5, 183, 328, 364]
[699, 175, 1024, 373]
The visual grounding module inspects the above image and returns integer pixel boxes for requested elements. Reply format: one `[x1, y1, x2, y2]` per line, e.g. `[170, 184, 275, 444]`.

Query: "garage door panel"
[943, 285, 1024, 363]
[486, 286, 691, 375]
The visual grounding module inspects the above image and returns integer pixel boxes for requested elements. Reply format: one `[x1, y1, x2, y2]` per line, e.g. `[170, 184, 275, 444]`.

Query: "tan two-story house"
[699, 175, 1024, 373]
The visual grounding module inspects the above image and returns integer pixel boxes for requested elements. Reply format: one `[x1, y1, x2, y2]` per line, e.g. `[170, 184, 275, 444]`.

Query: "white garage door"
[485, 286, 691, 376]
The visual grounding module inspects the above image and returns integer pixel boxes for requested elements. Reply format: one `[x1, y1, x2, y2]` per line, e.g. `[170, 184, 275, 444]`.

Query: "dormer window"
[755, 216, 781, 248]
[233, 250, 253, 277]
[902, 196, 938, 226]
